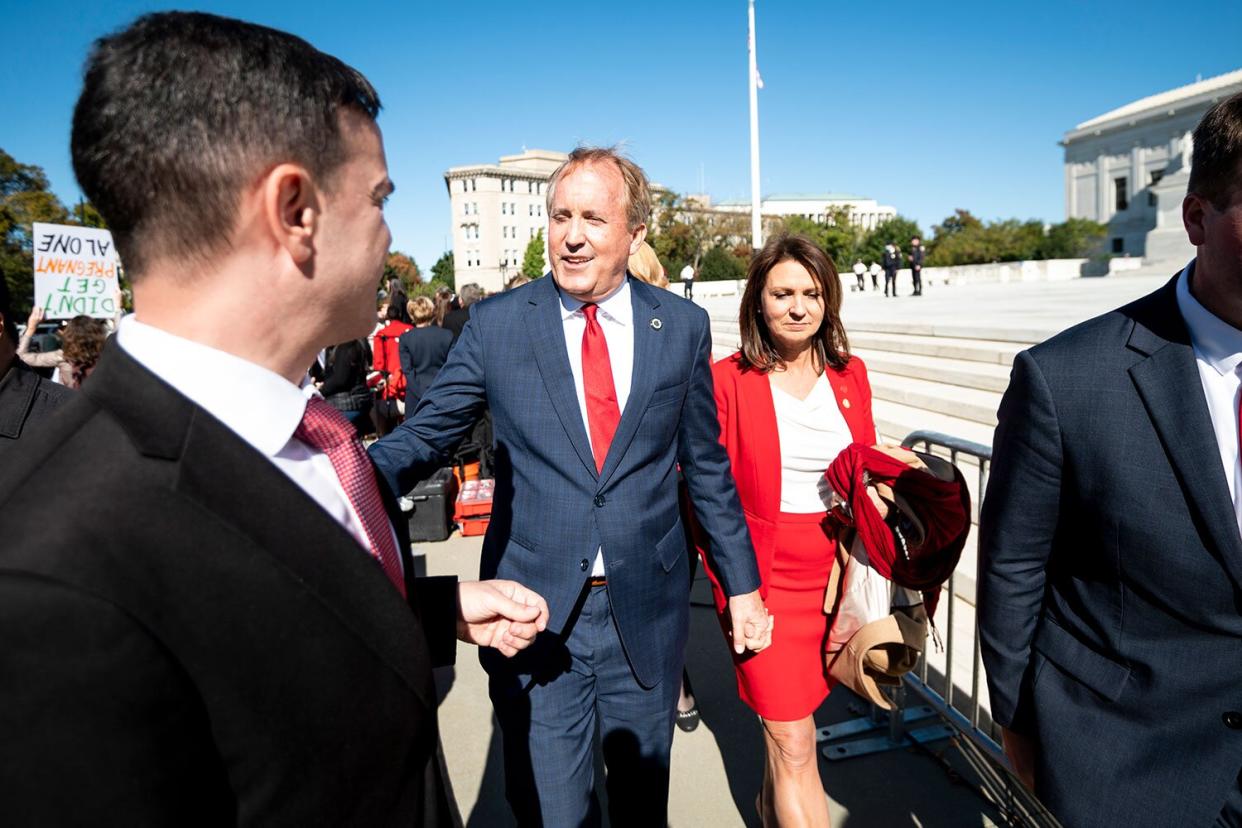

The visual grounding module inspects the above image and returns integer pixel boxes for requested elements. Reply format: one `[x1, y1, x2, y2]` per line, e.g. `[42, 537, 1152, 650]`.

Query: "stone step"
[844, 318, 1053, 345]
[849, 330, 1025, 366]
[854, 348, 1013, 394]
[870, 371, 1002, 428]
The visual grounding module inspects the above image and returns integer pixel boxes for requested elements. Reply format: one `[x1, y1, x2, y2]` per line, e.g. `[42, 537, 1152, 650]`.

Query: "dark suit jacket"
[0, 341, 459, 826]
[442, 307, 470, 344]
[0, 357, 71, 463]
[979, 273, 1242, 828]
[399, 326, 453, 412]
[370, 275, 761, 688]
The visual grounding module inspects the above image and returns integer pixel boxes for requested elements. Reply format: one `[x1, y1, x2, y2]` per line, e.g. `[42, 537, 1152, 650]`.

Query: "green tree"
[698, 245, 747, 282]
[2, 148, 73, 317]
[430, 250, 455, 285]
[1041, 217, 1106, 259]
[521, 229, 546, 278]
[410, 278, 451, 299]
[780, 207, 858, 272]
[856, 215, 924, 269]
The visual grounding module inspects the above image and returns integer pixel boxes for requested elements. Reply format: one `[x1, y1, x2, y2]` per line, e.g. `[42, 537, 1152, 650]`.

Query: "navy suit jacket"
[979, 273, 1242, 828]
[398, 326, 453, 411]
[370, 275, 760, 686]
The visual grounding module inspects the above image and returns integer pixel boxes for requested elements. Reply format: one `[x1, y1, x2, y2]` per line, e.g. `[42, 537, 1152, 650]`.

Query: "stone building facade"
[713, 193, 897, 230]
[443, 148, 566, 293]
[1062, 68, 1242, 265]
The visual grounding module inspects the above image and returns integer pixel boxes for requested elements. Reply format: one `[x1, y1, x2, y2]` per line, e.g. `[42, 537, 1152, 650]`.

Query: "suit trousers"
[486, 583, 681, 827]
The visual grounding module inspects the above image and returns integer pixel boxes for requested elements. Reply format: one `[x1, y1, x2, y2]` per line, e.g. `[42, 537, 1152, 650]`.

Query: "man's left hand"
[727, 589, 773, 655]
[457, 580, 550, 657]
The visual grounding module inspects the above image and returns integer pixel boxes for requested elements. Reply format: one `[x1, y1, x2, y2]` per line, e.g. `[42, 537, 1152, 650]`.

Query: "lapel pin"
[650, 318, 662, 330]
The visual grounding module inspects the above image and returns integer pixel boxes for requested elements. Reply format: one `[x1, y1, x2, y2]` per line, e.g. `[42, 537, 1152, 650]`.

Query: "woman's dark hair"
[71, 11, 381, 277]
[433, 288, 454, 327]
[737, 232, 850, 373]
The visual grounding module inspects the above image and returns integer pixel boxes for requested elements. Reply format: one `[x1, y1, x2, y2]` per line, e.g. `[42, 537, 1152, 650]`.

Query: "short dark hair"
[738, 233, 850, 373]
[71, 11, 381, 277]
[1189, 91, 1242, 210]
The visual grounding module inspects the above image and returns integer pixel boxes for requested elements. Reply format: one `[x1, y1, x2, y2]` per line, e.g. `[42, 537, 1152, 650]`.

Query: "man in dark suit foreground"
[370, 147, 771, 825]
[979, 92, 1242, 827]
[0, 12, 547, 826]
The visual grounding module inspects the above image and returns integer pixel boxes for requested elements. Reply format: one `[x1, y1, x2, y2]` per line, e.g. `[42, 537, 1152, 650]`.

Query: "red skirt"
[732, 511, 837, 721]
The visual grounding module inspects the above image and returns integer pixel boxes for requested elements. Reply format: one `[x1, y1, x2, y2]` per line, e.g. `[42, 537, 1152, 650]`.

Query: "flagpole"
[747, 0, 763, 250]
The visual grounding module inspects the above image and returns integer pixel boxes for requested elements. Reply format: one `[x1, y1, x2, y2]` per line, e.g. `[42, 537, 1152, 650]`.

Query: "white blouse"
[770, 372, 854, 513]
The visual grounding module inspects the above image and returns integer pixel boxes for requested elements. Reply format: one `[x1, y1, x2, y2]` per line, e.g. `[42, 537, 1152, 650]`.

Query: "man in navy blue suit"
[979, 92, 1242, 828]
[370, 146, 770, 825]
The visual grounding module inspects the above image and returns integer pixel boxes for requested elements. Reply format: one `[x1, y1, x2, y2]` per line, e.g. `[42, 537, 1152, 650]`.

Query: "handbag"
[821, 446, 965, 708]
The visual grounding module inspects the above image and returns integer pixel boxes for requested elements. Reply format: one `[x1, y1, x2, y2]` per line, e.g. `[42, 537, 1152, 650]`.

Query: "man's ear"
[1183, 193, 1208, 247]
[262, 163, 318, 266]
[628, 222, 648, 256]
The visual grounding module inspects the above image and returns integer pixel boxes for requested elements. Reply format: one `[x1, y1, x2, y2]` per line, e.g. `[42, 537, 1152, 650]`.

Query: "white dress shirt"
[1175, 259, 1242, 536]
[116, 317, 401, 571]
[770, 373, 854, 512]
[558, 279, 634, 576]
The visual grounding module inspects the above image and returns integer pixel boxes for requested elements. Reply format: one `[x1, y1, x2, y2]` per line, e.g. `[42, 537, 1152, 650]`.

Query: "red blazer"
[373, 320, 413, 400]
[697, 352, 877, 611]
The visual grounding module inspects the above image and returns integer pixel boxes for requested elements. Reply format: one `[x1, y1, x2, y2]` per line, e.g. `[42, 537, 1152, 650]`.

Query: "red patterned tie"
[582, 303, 622, 473]
[296, 397, 406, 597]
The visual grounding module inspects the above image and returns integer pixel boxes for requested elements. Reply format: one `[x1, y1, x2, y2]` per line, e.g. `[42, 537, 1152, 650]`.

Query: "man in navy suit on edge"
[979, 92, 1242, 827]
[370, 146, 771, 826]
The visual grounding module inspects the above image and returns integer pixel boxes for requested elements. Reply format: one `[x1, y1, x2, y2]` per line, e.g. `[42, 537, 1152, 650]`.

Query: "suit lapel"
[1127, 280, 1242, 591]
[598, 278, 659, 487]
[84, 343, 436, 709]
[527, 277, 598, 478]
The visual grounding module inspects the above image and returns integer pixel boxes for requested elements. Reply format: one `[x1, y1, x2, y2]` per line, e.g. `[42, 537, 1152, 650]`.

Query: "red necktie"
[582, 303, 621, 473]
[296, 397, 406, 597]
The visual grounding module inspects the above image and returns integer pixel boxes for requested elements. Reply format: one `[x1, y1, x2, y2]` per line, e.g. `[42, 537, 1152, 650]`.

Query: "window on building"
[471, 179, 476, 191]
[528, 181, 533, 193]
[1111, 237, 1124, 254]
[1114, 177, 1128, 212]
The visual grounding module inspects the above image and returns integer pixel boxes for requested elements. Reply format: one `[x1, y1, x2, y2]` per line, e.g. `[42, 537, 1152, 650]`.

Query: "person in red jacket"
[372, 302, 412, 435]
[695, 233, 876, 827]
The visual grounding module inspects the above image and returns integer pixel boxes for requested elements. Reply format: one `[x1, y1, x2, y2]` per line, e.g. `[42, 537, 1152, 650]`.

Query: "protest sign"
[32, 222, 122, 320]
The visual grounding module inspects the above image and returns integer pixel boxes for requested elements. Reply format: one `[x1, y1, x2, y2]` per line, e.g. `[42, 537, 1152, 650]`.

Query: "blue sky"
[3, 0, 1240, 270]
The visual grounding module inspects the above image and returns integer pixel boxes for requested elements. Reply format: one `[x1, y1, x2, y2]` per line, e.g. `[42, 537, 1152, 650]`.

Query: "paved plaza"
[701, 270, 1176, 345]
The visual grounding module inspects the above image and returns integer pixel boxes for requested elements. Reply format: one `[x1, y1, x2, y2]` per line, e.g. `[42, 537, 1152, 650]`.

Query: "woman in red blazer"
[697, 233, 875, 826]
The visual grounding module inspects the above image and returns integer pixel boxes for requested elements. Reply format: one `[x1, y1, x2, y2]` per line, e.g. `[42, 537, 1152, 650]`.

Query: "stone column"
[1097, 152, 1110, 221]
[1065, 163, 1077, 217]
[1131, 145, 1143, 199]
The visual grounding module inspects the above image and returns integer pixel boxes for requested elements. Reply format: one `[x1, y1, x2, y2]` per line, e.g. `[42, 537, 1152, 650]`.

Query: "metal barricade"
[817, 430, 1061, 827]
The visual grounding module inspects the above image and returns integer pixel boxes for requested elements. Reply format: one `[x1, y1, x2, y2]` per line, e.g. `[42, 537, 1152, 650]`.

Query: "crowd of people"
[2, 10, 1241, 828]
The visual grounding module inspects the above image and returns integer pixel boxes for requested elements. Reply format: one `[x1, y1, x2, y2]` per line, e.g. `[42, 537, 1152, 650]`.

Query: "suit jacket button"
[594, 495, 605, 507]
[580, 559, 589, 572]
[1224, 711, 1242, 729]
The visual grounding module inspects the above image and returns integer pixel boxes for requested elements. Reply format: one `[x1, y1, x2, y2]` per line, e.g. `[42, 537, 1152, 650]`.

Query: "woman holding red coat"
[697, 233, 876, 826]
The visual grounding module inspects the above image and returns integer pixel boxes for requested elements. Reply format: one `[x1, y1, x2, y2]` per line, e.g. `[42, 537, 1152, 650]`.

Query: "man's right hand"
[1001, 726, 1038, 790]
